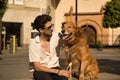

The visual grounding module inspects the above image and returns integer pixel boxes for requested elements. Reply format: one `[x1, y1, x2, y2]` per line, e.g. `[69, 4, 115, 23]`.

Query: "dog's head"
[60, 22, 79, 42]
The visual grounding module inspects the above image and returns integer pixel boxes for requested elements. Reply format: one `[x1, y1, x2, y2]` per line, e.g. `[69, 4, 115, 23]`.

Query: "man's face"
[42, 21, 54, 37]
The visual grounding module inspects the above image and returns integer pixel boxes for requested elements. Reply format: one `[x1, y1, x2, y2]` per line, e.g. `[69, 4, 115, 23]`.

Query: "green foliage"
[0, 0, 8, 54]
[0, 0, 8, 19]
[103, 0, 120, 28]
[96, 40, 103, 48]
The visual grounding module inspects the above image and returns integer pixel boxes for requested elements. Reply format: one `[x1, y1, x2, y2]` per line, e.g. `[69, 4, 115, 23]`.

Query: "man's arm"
[33, 62, 70, 78]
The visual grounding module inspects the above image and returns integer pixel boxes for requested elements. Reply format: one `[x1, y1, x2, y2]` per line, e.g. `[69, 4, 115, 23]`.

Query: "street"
[0, 48, 32, 80]
[0, 48, 120, 80]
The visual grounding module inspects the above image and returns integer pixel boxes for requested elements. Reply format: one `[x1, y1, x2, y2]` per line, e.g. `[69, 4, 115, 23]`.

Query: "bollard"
[9, 35, 17, 54]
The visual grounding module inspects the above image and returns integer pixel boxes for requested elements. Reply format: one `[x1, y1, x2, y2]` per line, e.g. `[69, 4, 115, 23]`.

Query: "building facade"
[2, 0, 51, 48]
[54, 0, 120, 47]
[2, 0, 120, 49]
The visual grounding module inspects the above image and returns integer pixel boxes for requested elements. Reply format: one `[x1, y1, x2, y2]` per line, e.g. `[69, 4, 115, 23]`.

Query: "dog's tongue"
[62, 35, 68, 40]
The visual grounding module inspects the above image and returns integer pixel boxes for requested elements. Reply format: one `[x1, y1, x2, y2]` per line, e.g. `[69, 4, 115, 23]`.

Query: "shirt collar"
[35, 36, 40, 43]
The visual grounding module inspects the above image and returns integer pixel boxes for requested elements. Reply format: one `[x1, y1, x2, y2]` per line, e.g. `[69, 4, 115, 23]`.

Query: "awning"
[2, 9, 25, 22]
[2, 8, 40, 22]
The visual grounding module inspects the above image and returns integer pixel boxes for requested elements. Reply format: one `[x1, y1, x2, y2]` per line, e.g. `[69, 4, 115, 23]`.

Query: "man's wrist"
[55, 69, 60, 74]
[56, 70, 60, 74]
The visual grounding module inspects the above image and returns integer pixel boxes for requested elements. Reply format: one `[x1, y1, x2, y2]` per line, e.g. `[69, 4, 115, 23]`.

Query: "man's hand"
[58, 70, 70, 78]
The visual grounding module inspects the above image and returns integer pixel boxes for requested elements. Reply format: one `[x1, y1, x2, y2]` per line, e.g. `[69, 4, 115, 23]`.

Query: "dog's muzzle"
[59, 32, 72, 40]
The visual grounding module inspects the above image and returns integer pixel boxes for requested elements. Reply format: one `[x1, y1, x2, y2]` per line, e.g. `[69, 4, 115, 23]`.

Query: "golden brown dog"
[59, 22, 99, 80]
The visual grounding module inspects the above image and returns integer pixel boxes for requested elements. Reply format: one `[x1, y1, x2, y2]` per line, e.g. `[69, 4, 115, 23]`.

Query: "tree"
[103, 0, 120, 28]
[0, 0, 8, 54]
[103, 0, 120, 45]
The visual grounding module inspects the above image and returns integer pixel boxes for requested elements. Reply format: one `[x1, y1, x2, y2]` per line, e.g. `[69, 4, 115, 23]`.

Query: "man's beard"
[43, 33, 52, 41]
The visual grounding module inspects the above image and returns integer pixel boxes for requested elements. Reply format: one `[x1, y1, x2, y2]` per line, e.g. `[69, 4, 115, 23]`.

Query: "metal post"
[75, 0, 78, 25]
[3, 27, 6, 50]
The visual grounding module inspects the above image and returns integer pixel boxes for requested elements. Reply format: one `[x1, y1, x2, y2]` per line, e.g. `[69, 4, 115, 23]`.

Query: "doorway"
[2, 22, 22, 48]
[81, 25, 96, 47]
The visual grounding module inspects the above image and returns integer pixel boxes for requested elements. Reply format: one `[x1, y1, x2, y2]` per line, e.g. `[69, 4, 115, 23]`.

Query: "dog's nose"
[61, 30, 65, 34]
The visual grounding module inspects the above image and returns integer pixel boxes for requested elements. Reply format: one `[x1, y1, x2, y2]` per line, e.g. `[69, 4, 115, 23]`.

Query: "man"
[29, 14, 69, 80]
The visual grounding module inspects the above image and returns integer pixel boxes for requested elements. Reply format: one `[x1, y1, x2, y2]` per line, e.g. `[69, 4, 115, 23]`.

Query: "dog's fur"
[60, 22, 99, 80]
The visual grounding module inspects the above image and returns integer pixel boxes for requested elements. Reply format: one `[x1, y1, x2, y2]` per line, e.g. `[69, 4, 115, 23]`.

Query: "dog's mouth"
[59, 33, 72, 40]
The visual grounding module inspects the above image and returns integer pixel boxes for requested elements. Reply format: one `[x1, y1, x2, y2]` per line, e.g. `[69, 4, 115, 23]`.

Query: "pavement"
[0, 47, 120, 80]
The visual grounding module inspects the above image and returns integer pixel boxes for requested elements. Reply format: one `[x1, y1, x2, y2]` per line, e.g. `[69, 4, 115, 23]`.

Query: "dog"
[59, 22, 99, 80]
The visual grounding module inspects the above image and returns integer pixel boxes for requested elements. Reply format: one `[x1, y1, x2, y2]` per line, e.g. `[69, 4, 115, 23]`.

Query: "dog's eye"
[68, 26, 72, 28]
[61, 26, 64, 29]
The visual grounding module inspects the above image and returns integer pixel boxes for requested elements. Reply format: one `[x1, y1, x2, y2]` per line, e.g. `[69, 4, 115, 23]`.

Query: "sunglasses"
[44, 24, 54, 30]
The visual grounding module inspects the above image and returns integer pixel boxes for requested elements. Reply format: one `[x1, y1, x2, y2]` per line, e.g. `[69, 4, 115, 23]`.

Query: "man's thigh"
[33, 71, 53, 80]
[50, 73, 68, 80]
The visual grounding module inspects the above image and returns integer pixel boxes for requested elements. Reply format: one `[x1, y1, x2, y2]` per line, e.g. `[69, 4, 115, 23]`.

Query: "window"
[8, 0, 24, 5]
[14, 0, 24, 5]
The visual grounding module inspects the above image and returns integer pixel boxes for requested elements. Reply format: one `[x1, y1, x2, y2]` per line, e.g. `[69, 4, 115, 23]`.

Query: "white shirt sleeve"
[29, 40, 40, 62]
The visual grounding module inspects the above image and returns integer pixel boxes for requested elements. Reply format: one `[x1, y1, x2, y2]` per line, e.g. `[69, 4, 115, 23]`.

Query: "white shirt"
[29, 32, 60, 68]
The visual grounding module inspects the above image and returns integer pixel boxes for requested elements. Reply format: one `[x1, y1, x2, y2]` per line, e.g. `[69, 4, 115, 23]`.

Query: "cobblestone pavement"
[0, 48, 120, 80]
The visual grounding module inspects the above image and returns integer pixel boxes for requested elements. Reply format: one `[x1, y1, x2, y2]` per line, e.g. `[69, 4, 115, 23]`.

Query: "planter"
[96, 40, 103, 51]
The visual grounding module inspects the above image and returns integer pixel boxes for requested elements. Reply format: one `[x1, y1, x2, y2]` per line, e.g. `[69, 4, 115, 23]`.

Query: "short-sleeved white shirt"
[29, 32, 60, 68]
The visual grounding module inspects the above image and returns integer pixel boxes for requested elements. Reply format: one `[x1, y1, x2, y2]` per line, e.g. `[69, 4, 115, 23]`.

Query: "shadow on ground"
[60, 58, 120, 75]
[97, 59, 120, 75]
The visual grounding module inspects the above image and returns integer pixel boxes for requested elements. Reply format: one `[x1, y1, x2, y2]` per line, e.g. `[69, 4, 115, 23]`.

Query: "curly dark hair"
[33, 14, 52, 31]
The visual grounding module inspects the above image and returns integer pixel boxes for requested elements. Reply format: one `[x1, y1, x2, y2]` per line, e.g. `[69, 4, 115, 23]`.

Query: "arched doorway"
[81, 25, 96, 47]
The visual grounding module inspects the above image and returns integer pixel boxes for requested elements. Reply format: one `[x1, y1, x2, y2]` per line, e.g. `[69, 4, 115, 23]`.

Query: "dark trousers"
[33, 67, 68, 80]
